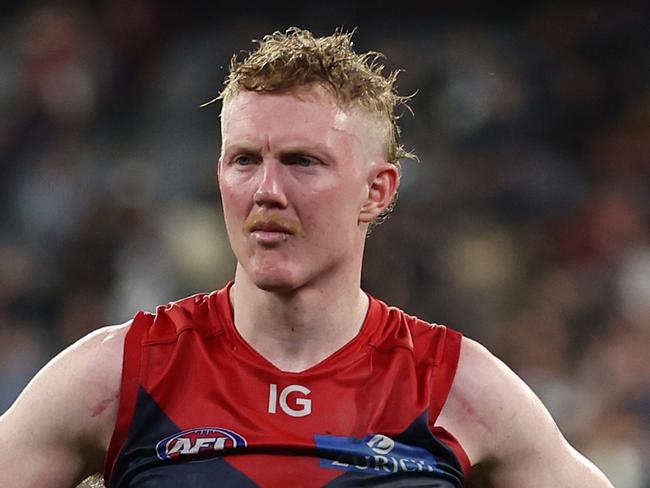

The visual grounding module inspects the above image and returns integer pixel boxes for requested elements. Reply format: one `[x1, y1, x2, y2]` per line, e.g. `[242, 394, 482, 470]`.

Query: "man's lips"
[251, 223, 293, 233]
[243, 213, 303, 236]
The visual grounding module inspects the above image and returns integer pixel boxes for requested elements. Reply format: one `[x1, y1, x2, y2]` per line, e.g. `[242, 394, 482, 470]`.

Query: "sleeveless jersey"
[105, 283, 470, 487]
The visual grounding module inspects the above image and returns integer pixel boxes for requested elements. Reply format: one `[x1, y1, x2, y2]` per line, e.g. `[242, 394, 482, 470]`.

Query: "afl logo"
[155, 427, 247, 460]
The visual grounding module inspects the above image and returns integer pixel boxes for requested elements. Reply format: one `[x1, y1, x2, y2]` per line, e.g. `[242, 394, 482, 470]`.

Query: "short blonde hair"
[218, 27, 416, 168]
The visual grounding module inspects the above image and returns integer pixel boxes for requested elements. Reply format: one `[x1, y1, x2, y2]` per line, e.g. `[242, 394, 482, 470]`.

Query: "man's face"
[218, 86, 397, 292]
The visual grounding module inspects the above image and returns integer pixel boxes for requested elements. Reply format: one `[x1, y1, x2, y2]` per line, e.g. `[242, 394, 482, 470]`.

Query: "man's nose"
[254, 160, 288, 208]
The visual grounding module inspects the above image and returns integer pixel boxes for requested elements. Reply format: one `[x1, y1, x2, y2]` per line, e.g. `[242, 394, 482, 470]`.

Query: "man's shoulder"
[433, 337, 525, 465]
[443, 338, 588, 468]
[451, 337, 541, 421]
[372, 297, 463, 339]
[41, 322, 130, 437]
[0, 322, 132, 485]
[439, 338, 614, 486]
[455, 337, 511, 389]
[71, 323, 130, 391]
[365, 299, 464, 374]
[9, 322, 131, 418]
[133, 288, 228, 341]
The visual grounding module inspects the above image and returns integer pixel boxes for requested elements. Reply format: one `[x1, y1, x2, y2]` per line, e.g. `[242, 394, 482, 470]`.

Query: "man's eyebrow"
[277, 143, 337, 159]
[222, 141, 338, 162]
[221, 143, 261, 156]
[277, 146, 318, 155]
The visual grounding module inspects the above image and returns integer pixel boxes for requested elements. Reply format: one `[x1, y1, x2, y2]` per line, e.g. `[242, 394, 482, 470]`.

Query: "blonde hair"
[218, 27, 416, 168]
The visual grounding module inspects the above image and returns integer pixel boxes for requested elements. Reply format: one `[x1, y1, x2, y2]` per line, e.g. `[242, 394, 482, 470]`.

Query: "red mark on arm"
[90, 392, 119, 418]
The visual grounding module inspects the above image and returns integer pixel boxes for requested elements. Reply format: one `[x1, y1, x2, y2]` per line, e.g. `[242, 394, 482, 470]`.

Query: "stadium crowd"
[0, 2, 648, 487]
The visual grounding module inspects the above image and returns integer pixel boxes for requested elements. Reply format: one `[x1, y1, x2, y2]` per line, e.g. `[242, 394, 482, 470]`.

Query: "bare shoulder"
[0, 322, 130, 487]
[437, 337, 613, 487]
[436, 336, 525, 464]
[61, 322, 130, 405]
[63, 322, 130, 431]
[2, 321, 130, 432]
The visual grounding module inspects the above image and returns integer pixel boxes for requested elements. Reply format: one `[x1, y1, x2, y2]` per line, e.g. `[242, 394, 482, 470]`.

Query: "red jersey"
[105, 283, 470, 487]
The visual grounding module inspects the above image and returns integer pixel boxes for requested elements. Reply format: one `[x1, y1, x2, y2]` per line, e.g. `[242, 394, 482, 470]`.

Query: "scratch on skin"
[453, 391, 492, 435]
[90, 392, 119, 417]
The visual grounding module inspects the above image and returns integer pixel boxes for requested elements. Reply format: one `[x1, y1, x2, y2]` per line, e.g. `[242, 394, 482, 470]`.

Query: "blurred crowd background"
[0, 1, 648, 486]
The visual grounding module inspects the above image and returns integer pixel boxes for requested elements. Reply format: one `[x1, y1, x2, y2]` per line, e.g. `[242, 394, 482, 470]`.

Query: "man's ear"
[359, 163, 400, 224]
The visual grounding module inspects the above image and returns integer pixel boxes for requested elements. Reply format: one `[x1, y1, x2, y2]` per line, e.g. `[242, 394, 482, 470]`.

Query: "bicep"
[0, 324, 127, 487]
[438, 337, 613, 488]
[0, 364, 93, 486]
[0, 411, 88, 487]
[488, 395, 612, 488]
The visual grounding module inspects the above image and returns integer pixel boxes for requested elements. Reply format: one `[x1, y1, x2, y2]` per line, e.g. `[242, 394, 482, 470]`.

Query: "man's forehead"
[221, 86, 340, 122]
[220, 87, 387, 155]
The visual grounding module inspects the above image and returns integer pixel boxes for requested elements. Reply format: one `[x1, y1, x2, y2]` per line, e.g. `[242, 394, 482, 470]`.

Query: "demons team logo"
[155, 427, 248, 461]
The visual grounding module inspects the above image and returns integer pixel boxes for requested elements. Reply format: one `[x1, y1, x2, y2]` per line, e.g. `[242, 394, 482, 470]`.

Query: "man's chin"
[239, 259, 308, 294]
[251, 274, 301, 294]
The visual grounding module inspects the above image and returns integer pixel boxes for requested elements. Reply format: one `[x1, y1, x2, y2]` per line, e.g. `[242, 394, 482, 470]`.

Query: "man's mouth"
[250, 222, 294, 234]
[243, 213, 303, 245]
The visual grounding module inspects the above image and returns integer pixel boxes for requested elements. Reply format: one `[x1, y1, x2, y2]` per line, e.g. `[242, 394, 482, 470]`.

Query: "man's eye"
[233, 155, 255, 166]
[291, 156, 316, 167]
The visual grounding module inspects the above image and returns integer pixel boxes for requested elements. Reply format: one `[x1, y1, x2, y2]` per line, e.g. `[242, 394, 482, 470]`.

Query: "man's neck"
[230, 267, 369, 373]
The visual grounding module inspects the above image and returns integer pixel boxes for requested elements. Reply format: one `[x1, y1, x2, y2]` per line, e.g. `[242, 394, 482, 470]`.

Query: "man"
[0, 28, 613, 487]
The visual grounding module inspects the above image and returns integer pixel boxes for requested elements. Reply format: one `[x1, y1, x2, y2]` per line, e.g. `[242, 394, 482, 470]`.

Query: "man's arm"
[437, 337, 613, 488]
[0, 323, 128, 488]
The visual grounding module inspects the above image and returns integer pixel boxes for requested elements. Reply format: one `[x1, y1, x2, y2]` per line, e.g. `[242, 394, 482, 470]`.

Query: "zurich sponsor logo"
[315, 433, 441, 475]
[155, 427, 247, 461]
[366, 434, 395, 455]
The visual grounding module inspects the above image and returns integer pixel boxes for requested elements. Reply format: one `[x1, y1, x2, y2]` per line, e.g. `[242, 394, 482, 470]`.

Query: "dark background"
[0, 1, 648, 486]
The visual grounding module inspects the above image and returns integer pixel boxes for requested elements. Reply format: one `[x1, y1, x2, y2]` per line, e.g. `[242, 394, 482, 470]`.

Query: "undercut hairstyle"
[212, 27, 416, 228]
[218, 27, 416, 169]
